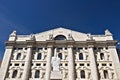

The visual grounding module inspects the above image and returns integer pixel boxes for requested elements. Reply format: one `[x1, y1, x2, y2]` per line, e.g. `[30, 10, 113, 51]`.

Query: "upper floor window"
[104, 70, 109, 79]
[79, 53, 83, 60]
[81, 70, 85, 78]
[54, 35, 66, 40]
[35, 70, 40, 78]
[12, 70, 17, 78]
[16, 53, 21, 60]
[58, 53, 62, 59]
[100, 53, 104, 60]
[37, 53, 42, 60]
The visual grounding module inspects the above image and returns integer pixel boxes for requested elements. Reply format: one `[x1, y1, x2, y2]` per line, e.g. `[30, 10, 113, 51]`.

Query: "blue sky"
[0, 0, 120, 60]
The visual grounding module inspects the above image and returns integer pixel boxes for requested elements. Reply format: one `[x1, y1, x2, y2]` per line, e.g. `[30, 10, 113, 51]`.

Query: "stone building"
[0, 27, 120, 80]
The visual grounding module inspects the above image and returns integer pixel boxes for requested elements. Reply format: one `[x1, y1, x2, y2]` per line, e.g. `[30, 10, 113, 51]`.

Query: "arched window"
[104, 70, 108, 79]
[81, 70, 85, 78]
[58, 53, 62, 59]
[35, 70, 40, 78]
[100, 53, 104, 60]
[12, 70, 17, 78]
[79, 53, 83, 60]
[16, 53, 21, 60]
[54, 35, 66, 40]
[37, 53, 42, 60]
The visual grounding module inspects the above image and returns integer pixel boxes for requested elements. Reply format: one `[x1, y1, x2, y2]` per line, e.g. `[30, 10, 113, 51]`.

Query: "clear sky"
[0, 0, 120, 60]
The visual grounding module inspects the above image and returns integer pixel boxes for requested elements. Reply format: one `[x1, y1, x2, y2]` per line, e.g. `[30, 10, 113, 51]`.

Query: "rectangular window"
[80, 64, 84, 66]
[85, 47, 87, 50]
[93, 47, 97, 50]
[22, 64, 24, 66]
[43, 63, 46, 66]
[102, 64, 106, 66]
[10, 63, 12, 66]
[57, 48, 62, 52]
[65, 47, 67, 50]
[36, 64, 41, 66]
[87, 64, 90, 66]
[65, 63, 68, 66]
[109, 63, 112, 66]
[15, 64, 19, 66]
[106, 47, 108, 50]
[78, 47, 83, 50]
[25, 48, 27, 50]
[33, 47, 36, 50]
[45, 48, 47, 50]
[13, 48, 16, 50]
[38, 48, 42, 50]
[98, 47, 103, 50]
[97, 64, 99, 66]
[18, 48, 23, 50]
[75, 63, 77, 66]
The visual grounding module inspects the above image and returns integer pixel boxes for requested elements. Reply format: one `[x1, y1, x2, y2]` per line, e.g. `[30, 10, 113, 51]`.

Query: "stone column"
[0, 46, 13, 80]
[22, 46, 32, 80]
[45, 45, 53, 80]
[68, 45, 75, 80]
[109, 46, 120, 80]
[88, 45, 99, 80]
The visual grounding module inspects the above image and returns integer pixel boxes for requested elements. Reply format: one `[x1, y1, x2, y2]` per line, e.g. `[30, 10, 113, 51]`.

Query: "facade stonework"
[0, 27, 120, 80]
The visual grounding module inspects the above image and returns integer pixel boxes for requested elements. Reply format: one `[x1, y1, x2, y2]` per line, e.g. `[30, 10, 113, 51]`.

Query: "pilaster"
[45, 45, 53, 80]
[0, 46, 13, 80]
[88, 45, 99, 80]
[22, 46, 32, 80]
[68, 45, 75, 80]
[108, 46, 120, 80]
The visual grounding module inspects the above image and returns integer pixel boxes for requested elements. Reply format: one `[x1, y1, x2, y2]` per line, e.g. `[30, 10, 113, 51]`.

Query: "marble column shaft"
[45, 46, 52, 80]
[68, 46, 75, 80]
[22, 47, 32, 80]
[88, 46, 99, 80]
[0, 46, 13, 80]
[109, 46, 120, 80]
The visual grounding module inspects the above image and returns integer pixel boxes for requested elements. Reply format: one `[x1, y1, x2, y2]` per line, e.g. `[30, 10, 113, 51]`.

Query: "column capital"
[5, 41, 15, 46]
[88, 45, 94, 48]
[108, 46, 116, 49]
[47, 45, 53, 48]
[27, 45, 33, 48]
[67, 45, 73, 48]
[6, 46, 14, 49]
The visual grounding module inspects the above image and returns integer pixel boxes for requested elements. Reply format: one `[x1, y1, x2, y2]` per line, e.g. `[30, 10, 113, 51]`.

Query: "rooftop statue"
[105, 29, 112, 36]
[10, 30, 16, 36]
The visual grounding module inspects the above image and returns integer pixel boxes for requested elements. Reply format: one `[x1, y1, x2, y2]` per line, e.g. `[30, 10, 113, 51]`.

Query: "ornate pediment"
[34, 27, 88, 41]
[16, 27, 113, 42]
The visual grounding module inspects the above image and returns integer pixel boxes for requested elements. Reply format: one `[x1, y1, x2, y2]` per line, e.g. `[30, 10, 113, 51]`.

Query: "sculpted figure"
[87, 33, 93, 40]
[51, 56, 60, 71]
[49, 34, 53, 40]
[105, 29, 112, 36]
[30, 34, 35, 40]
[11, 30, 16, 36]
[68, 34, 73, 40]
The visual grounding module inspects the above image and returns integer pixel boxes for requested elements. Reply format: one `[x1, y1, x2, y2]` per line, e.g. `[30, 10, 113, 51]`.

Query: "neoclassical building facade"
[0, 27, 120, 80]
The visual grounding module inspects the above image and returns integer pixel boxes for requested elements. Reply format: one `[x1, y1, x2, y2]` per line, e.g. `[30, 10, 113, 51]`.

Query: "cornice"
[5, 40, 117, 47]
